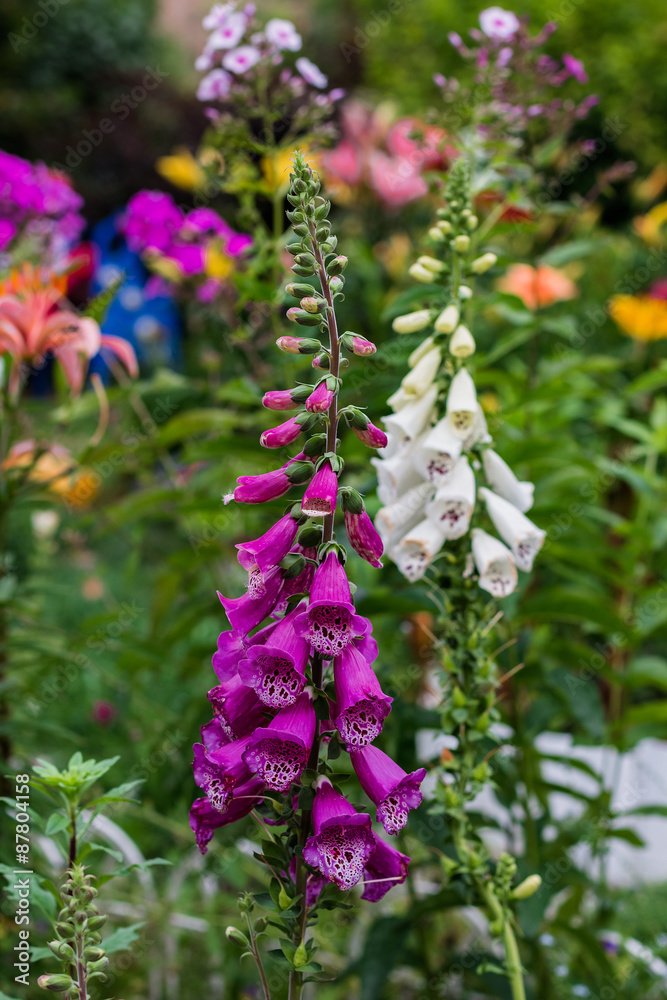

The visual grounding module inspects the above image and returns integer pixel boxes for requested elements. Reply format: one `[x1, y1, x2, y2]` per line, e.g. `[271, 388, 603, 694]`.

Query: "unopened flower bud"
[435, 304, 459, 333]
[438, 219, 452, 234]
[341, 333, 376, 356]
[329, 275, 345, 293]
[458, 285, 473, 300]
[511, 874, 542, 900]
[38, 976, 74, 993]
[300, 296, 326, 314]
[286, 307, 321, 326]
[471, 252, 497, 274]
[417, 255, 444, 273]
[466, 214, 479, 230]
[409, 263, 437, 283]
[453, 234, 470, 253]
[449, 324, 476, 358]
[276, 336, 321, 355]
[293, 942, 308, 968]
[285, 281, 315, 298]
[278, 886, 291, 910]
[428, 226, 445, 241]
[392, 309, 432, 334]
[225, 926, 250, 949]
[326, 255, 348, 275]
[312, 353, 330, 370]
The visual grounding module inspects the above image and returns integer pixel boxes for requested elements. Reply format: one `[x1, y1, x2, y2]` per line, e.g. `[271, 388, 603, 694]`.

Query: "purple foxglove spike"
[305, 381, 334, 413]
[302, 776, 375, 890]
[350, 744, 426, 835]
[332, 645, 393, 749]
[301, 460, 337, 517]
[190, 779, 264, 854]
[352, 421, 388, 449]
[344, 508, 384, 568]
[212, 621, 280, 683]
[233, 453, 309, 504]
[272, 544, 317, 617]
[217, 565, 284, 633]
[242, 689, 316, 792]
[260, 415, 304, 449]
[263, 389, 300, 411]
[236, 512, 300, 578]
[361, 834, 410, 901]
[293, 550, 369, 657]
[238, 606, 310, 708]
[207, 675, 268, 740]
[200, 717, 231, 752]
[192, 735, 254, 812]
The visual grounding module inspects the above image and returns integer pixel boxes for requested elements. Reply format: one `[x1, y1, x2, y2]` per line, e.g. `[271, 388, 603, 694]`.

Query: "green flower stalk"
[374, 157, 544, 1000]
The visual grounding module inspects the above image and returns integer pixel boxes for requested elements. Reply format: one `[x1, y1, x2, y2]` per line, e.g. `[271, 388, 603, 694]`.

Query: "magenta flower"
[305, 380, 335, 414]
[347, 335, 377, 357]
[361, 835, 410, 901]
[197, 68, 233, 101]
[165, 241, 206, 277]
[350, 745, 425, 835]
[301, 460, 338, 517]
[243, 689, 316, 791]
[293, 550, 371, 657]
[193, 735, 254, 811]
[344, 508, 384, 568]
[272, 544, 318, 617]
[302, 777, 375, 889]
[211, 621, 279, 682]
[351, 420, 388, 449]
[233, 454, 312, 504]
[200, 716, 230, 752]
[207, 675, 268, 740]
[236, 512, 300, 578]
[124, 190, 184, 254]
[263, 389, 300, 411]
[562, 53, 588, 84]
[332, 644, 393, 749]
[479, 6, 520, 40]
[238, 606, 310, 707]
[295, 57, 328, 89]
[260, 415, 304, 449]
[223, 45, 261, 74]
[190, 782, 264, 853]
[217, 565, 284, 633]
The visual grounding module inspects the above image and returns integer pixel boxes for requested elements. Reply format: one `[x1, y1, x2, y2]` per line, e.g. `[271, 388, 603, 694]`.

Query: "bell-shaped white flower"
[435, 304, 459, 334]
[446, 367, 478, 438]
[479, 487, 545, 572]
[391, 518, 446, 582]
[425, 456, 476, 539]
[471, 528, 518, 597]
[449, 324, 476, 358]
[462, 407, 491, 451]
[412, 416, 462, 486]
[401, 346, 442, 398]
[372, 453, 424, 506]
[382, 384, 437, 443]
[482, 449, 534, 512]
[375, 481, 435, 550]
[408, 336, 435, 368]
[387, 386, 410, 412]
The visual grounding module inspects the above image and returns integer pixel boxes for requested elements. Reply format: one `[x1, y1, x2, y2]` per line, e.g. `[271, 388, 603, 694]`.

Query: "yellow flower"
[156, 147, 206, 191]
[261, 147, 318, 191]
[205, 242, 234, 280]
[633, 201, 667, 246]
[609, 294, 667, 342]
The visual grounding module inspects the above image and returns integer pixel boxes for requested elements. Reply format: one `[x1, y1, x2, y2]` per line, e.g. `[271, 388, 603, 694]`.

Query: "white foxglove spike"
[382, 384, 437, 442]
[482, 449, 534, 512]
[425, 456, 476, 539]
[471, 528, 518, 597]
[372, 454, 424, 506]
[401, 346, 442, 398]
[375, 482, 435, 550]
[413, 416, 462, 486]
[408, 336, 435, 368]
[449, 324, 476, 358]
[391, 518, 446, 582]
[479, 488, 545, 572]
[446, 368, 478, 438]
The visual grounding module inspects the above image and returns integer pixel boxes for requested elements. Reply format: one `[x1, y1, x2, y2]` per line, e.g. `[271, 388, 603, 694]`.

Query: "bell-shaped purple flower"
[192, 735, 255, 813]
[272, 544, 317, 618]
[350, 744, 425, 835]
[233, 453, 311, 504]
[332, 644, 393, 749]
[207, 675, 268, 740]
[211, 621, 280, 683]
[351, 420, 388, 449]
[344, 509, 384, 568]
[200, 717, 230, 752]
[190, 780, 264, 854]
[301, 460, 337, 517]
[361, 834, 410, 901]
[262, 388, 300, 411]
[305, 380, 335, 414]
[293, 550, 371, 657]
[302, 776, 375, 890]
[236, 512, 300, 579]
[238, 606, 310, 708]
[260, 415, 304, 449]
[217, 565, 284, 633]
[242, 689, 316, 792]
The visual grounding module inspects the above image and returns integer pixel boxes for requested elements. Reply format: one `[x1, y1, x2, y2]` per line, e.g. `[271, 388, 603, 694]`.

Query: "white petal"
[462, 407, 491, 450]
[471, 528, 518, 597]
[375, 481, 435, 549]
[425, 456, 476, 539]
[449, 324, 476, 358]
[408, 335, 435, 368]
[479, 487, 545, 572]
[372, 454, 424, 506]
[391, 518, 446, 582]
[446, 368, 478, 438]
[383, 384, 437, 442]
[413, 416, 463, 486]
[482, 449, 534, 512]
[401, 346, 441, 398]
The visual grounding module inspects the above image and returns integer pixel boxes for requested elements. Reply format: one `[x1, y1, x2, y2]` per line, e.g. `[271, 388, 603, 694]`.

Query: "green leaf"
[539, 239, 602, 266]
[624, 656, 667, 691]
[45, 813, 70, 836]
[102, 921, 145, 954]
[97, 857, 171, 885]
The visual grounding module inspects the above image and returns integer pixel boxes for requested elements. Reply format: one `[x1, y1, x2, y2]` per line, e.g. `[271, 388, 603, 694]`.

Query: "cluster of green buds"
[38, 865, 108, 999]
